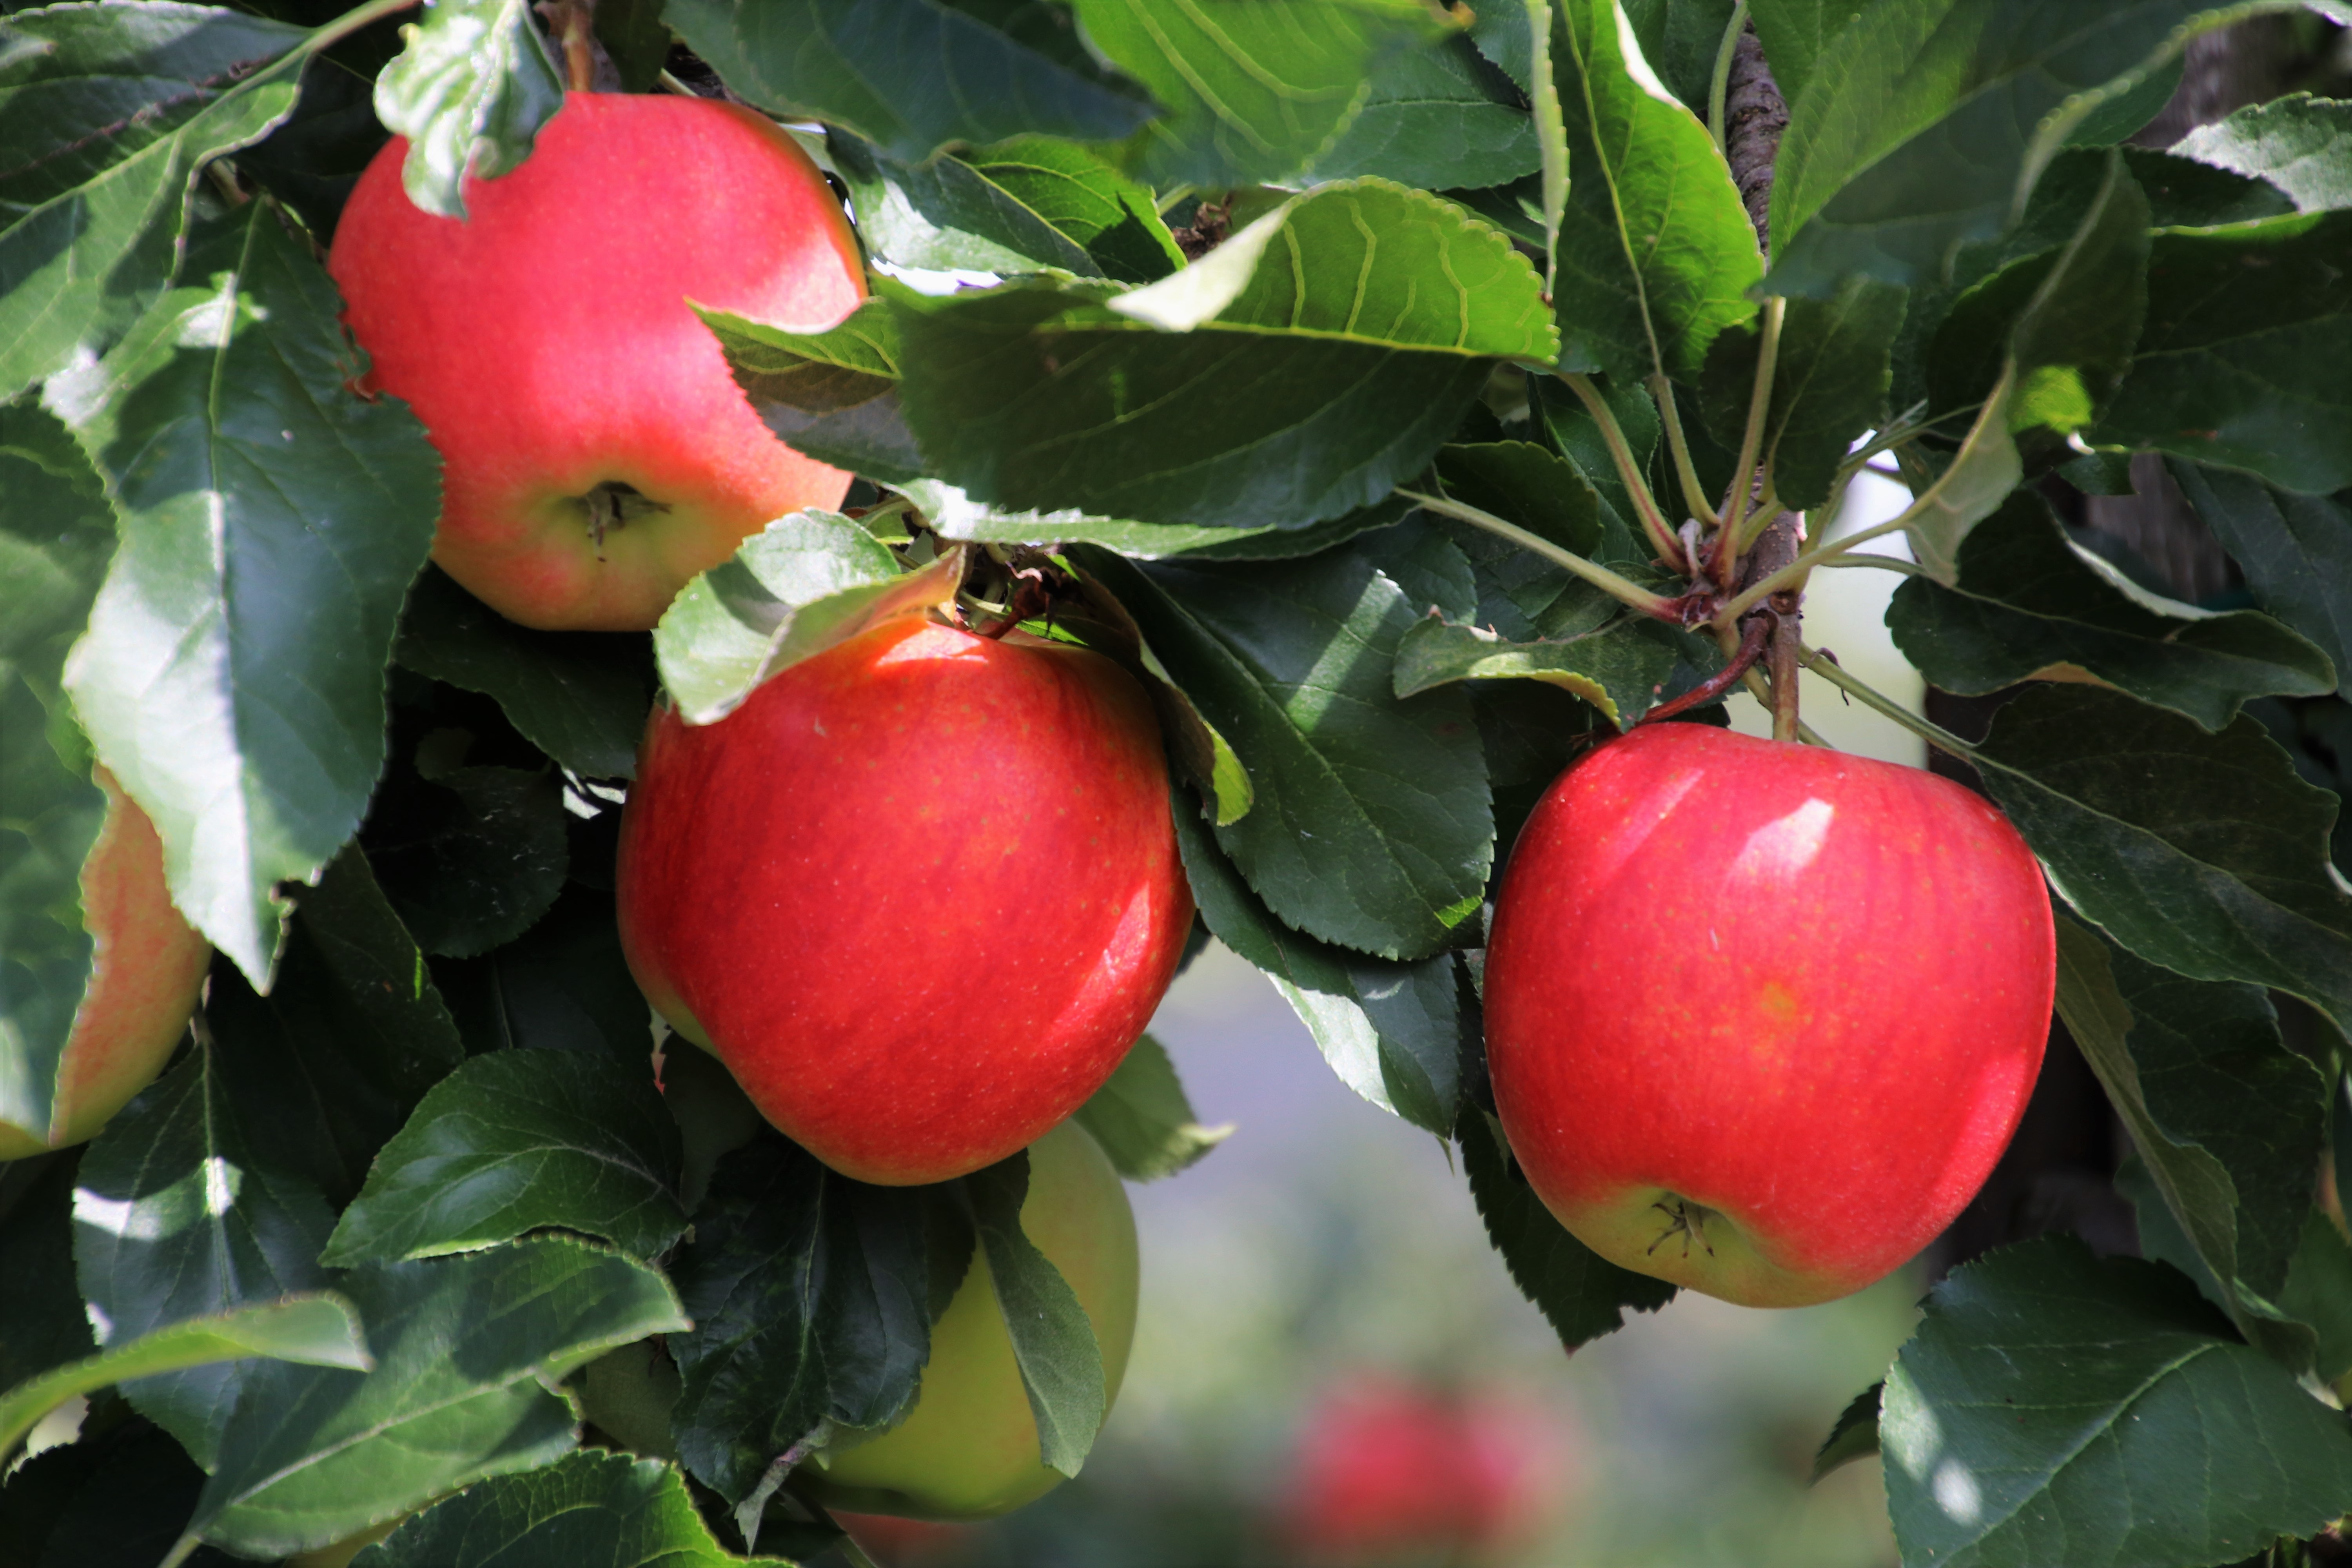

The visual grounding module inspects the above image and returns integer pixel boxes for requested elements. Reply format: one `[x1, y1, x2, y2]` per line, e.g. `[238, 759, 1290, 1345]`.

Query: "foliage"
[1, 0, 2348, 1561]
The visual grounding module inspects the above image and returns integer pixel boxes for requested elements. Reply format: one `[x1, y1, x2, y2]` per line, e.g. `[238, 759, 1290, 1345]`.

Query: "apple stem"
[1767, 603, 1802, 743]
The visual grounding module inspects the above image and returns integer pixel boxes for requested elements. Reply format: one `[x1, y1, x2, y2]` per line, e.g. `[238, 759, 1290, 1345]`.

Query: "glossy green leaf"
[1073, 1034, 1231, 1182]
[2174, 94, 2352, 214]
[665, 0, 1151, 166]
[903, 476, 1402, 561]
[1813, 1381, 1882, 1481]
[1973, 684, 2352, 1035]
[52, 203, 441, 985]
[0, 399, 116, 1142]
[184, 1238, 686, 1559]
[203, 848, 468, 1207]
[1700, 276, 1907, 511]
[1881, 1237, 2352, 1568]
[1394, 615, 1675, 729]
[357, 1450, 797, 1568]
[0, 2, 306, 403]
[1459, 1109, 1676, 1349]
[653, 510, 943, 726]
[1171, 801, 1463, 1134]
[0, 1293, 367, 1466]
[1307, 34, 1540, 192]
[702, 298, 901, 417]
[965, 1151, 1105, 1478]
[2169, 462, 2352, 682]
[324, 1050, 685, 1266]
[1073, 0, 1445, 188]
[73, 1049, 337, 1466]
[829, 130, 1099, 276]
[2053, 917, 2328, 1367]
[964, 136, 1184, 285]
[1546, 0, 1762, 381]
[667, 1136, 950, 1501]
[371, 0, 564, 220]
[1078, 545, 1492, 963]
[2094, 210, 2352, 495]
[393, 568, 653, 780]
[1890, 494, 2335, 730]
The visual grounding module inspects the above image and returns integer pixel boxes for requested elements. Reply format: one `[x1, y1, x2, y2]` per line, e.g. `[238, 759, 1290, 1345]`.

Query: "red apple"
[1483, 723, 2054, 1308]
[806, 1120, 1139, 1520]
[0, 769, 212, 1160]
[615, 614, 1194, 1185]
[328, 93, 864, 632]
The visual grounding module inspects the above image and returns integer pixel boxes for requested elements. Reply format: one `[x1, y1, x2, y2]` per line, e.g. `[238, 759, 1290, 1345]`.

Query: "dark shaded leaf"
[54, 203, 442, 984]
[370, 0, 564, 219]
[323, 1050, 684, 1265]
[1072, 1034, 1231, 1182]
[366, 759, 569, 959]
[593, 0, 671, 94]
[1813, 1382, 1882, 1481]
[964, 135, 1184, 285]
[0, 1155, 96, 1394]
[1746, 0, 1867, 111]
[435, 880, 655, 1062]
[184, 1239, 686, 1559]
[1882, 1236, 2352, 1568]
[2170, 463, 2352, 684]
[1700, 275, 1907, 511]
[1394, 615, 1675, 730]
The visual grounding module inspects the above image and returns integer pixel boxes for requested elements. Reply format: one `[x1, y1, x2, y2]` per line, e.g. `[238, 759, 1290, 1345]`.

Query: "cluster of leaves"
[4, 0, 2352, 1562]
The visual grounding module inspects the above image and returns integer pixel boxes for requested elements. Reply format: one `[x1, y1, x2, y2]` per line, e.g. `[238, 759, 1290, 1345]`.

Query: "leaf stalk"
[1399, 490, 1679, 622]
[1715, 294, 1784, 589]
[1650, 373, 1718, 530]
[1554, 373, 1686, 566]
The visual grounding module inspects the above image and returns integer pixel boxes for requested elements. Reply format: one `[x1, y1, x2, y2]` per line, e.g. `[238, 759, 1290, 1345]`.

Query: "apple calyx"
[578, 481, 672, 554]
[1646, 1196, 1718, 1261]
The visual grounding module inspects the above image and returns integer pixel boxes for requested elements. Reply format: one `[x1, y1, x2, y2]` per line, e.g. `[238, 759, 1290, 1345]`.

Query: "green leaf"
[828, 130, 1099, 276]
[1767, 1, 2236, 293]
[665, 0, 1151, 166]
[652, 510, 945, 725]
[1393, 615, 1675, 728]
[0, 2, 306, 403]
[2052, 917, 2328, 1366]
[1813, 1382, 1882, 1481]
[73, 1048, 338, 1466]
[434, 881, 656, 1063]
[1459, 1109, 1676, 1349]
[371, 0, 564, 220]
[356, 1450, 797, 1568]
[0, 400, 116, 1142]
[668, 1135, 950, 1501]
[2094, 210, 2352, 495]
[1619, 0, 1741, 114]
[2169, 462, 2352, 682]
[1746, 0, 1867, 110]
[964, 1151, 1105, 1478]
[0, 1293, 368, 1466]
[702, 297, 902, 417]
[0, 1156, 98, 1396]
[1699, 276, 1907, 511]
[904, 475, 1403, 561]
[203, 848, 468, 1207]
[2278, 1208, 2352, 1384]
[964, 136, 1185, 285]
[1072, 1034, 1231, 1182]
[1546, 0, 1762, 381]
[323, 1051, 685, 1266]
[1307, 34, 1541, 192]
[1072, 0, 1445, 188]
[393, 567, 653, 780]
[1971, 684, 2352, 1036]
[1075, 545, 1492, 963]
[365, 755, 568, 959]
[52, 203, 441, 986]
[1170, 800, 1463, 1134]
[1881, 1236, 2352, 1568]
[592, 0, 671, 94]
[1898, 366, 2025, 586]
[184, 1238, 687, 1559]
[1889, 494, 2335, 730]
[2174, 94, 2352, 214]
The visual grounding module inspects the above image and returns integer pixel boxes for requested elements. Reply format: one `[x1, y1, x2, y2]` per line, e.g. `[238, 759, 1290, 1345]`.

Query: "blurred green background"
[837, 940, 1914, 1568]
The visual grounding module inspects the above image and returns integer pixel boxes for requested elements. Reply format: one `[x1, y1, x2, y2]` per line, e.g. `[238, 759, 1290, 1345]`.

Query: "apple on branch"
[328, 93, 864, 632]
[1482, 723, 2056, 1308]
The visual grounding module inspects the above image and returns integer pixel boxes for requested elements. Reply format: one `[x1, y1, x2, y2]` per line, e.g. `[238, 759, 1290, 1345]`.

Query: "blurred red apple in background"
[1484, 724, 2054, 1308]
[328, 92, 863, 631]
[616, 615, 1193, 1185]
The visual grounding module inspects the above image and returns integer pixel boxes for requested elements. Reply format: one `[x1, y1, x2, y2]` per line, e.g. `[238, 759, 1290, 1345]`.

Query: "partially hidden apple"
[804, 1120, 1140, 1521]
[328, 92, 864, 632]
[1483, 723, 2054, 1308]
[0, 769, 211, 1160]
[615, 613, 1194, 1185]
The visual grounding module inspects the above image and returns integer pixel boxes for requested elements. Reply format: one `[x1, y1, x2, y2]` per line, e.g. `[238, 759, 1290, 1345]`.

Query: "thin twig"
[1400, 490, 1680, 620]
[1642, 613, 1769, 724]
[1719, 514, 1914, 622]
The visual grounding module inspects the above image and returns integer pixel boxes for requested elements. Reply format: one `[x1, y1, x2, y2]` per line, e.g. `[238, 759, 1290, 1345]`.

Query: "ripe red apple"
[0, 769, 212, 1160]
[328, 93, 864, 632]
[804, 1120, 1140, 1520]
[615, 614, 1194, 1185]
[1483, 723, 2054, 1308]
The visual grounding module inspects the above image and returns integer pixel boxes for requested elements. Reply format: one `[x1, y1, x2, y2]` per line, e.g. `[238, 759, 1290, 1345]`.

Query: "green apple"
[804, 1120, 1140, 1520]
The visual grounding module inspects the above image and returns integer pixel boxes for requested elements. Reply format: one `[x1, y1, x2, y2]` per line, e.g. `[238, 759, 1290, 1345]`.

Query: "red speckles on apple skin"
[616, 617, 1195, 1185]
[1483, 723, 2055, 1307]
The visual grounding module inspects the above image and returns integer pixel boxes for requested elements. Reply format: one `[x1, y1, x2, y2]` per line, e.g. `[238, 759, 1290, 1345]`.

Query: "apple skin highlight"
[1483, 723, 2055, 1308]
[616, 617, 1195, 1187]
[329, 93, 865, 632]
